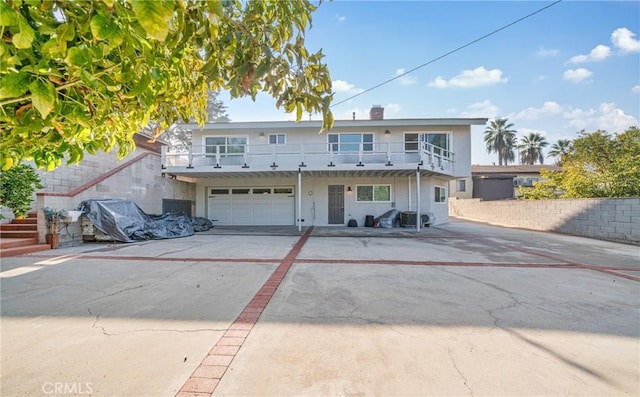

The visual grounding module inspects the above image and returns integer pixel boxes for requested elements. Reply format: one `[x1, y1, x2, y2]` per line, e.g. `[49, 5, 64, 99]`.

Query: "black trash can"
[347, 219, 358, 227]
[364, 215, 374, 227]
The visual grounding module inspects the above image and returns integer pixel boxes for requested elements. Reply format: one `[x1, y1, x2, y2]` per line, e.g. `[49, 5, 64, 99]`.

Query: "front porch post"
[416, 167, 421, 232]
[297, 168, 302, 232]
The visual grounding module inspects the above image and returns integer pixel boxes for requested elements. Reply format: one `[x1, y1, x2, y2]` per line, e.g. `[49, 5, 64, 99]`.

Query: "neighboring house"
[449, 165, 562, 201]
[163, 106, 487, 229]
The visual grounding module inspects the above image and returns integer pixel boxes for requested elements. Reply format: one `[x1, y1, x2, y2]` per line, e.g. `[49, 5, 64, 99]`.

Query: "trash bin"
[364, 215, 374, 227]
[347, 219, 358, 227]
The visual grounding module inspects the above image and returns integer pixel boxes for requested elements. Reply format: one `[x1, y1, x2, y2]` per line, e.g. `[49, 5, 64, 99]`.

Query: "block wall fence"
[448, 197, 640, 245]
[31, 148, 195, 246]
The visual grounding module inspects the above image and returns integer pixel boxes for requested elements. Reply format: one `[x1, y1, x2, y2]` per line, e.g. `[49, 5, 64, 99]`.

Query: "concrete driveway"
[1, 219, 638, 396]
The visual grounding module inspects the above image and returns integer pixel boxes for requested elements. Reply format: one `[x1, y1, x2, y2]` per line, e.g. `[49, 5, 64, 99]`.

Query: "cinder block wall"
[449, 197, 640, 245]
[35, 149, 195, 245]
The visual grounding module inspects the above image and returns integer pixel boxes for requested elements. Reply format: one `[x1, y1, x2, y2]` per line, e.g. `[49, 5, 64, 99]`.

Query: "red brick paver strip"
[176, 227, 313, 396]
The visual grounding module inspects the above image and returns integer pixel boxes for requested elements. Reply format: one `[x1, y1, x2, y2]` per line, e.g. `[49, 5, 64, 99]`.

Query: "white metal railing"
[161, 142, 454, 172]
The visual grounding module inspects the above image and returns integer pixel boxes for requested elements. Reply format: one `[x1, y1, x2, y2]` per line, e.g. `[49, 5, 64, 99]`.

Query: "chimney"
[352, 112, 356, 120]
[369, 105, 384, 120]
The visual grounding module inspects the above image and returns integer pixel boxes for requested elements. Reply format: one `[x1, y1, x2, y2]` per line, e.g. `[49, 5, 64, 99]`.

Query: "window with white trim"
[404, 133, 450, 156]
[269, 133, 286, 144]
[328, 133, 373, 152]
[456, 180, 466, 192]
[204, 136, 247, 156]
[356, 184, 391, 202]
[435, 186, 447, 203]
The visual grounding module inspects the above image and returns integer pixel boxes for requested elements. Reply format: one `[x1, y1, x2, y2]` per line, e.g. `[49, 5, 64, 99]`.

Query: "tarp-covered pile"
[78, 199, 212, 243]
[374, 209, 401, 228]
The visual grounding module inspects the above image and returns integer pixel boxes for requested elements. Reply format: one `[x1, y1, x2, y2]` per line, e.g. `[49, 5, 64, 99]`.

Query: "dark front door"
[328, 185, 344, 224]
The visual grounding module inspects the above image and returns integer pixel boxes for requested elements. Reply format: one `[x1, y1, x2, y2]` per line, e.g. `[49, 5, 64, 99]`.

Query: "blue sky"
[219, 0, 640, 165]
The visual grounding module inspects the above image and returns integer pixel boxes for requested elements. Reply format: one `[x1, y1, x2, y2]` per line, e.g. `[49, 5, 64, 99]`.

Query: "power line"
[331, 0, 564, 108]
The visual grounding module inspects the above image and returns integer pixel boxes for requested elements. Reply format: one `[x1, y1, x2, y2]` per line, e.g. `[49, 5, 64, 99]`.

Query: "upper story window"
[404, 133, 450, 156]
[204, 136, 247, 155]
[269, 133, 286, 144]
[328, 133, 373, 152]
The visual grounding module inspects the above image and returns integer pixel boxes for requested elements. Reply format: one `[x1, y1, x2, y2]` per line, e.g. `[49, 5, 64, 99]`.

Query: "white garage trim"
[207, 186, 295, 225]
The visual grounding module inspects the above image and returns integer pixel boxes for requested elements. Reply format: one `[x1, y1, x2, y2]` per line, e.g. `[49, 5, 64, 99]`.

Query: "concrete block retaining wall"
[448, 197, 640, 245]
[34, 149, 195, 246]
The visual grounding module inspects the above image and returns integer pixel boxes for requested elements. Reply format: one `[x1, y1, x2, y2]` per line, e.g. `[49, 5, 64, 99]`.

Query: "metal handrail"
[162, 142, 454, 171]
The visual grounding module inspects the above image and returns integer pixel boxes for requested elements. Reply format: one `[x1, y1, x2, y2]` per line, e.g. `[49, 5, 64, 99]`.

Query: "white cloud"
[428, 67, 508, 88]
[563, 68, 592, 83]
[509, 101, 563, 121]
[460, 100, 499, 118]
[385, 103, 402, 115]
[632, 85, 640, 94]
[332, 80, 363, 94]
[518, 128, 548, 139]
[569, 44, 611, 63]
[335, 14, 346, 22]
[611, 27, 640, 53]
[564, 103, 638, 132]
[537, 47, 559, 57]
[394, 68, 418, 86]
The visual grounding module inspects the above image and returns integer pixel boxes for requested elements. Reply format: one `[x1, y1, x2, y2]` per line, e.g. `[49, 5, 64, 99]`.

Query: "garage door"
[207, 187, 295, 225]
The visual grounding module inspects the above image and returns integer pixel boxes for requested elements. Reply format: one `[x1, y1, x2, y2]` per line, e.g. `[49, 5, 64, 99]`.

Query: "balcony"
[161, 142, 454, 174]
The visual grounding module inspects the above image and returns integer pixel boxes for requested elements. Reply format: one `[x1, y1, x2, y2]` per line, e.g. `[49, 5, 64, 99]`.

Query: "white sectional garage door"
[207, 187, 295, 225]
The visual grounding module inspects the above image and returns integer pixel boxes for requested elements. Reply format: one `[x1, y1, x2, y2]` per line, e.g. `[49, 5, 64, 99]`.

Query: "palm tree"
[518, 132, 549, 165]
[504, 133, 517, 165]
[547, 139, 573, 165]
[484, 118, 517, 166]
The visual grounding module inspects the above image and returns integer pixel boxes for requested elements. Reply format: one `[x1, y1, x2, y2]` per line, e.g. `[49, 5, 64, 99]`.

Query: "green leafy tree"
[547, 138, 573, 165]
[152, 91, 230, 148]
[0, 0, 334, 171]
[518, 132, 548, 165]
[0, 163, 44, 217]
[519, 127, 640, 199]
[484, 118, 517, 166]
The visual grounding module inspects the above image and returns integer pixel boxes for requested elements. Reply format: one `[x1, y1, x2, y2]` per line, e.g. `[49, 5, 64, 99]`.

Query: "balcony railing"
[161, 142, 454, 172]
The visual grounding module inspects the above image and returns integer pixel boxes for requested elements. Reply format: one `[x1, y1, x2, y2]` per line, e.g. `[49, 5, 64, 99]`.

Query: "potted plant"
[43, 207, 61, 248]
[0, 164, 44, 219]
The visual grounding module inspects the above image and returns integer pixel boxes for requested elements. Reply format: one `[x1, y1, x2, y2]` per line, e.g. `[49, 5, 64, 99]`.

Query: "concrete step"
[11, 218, 38, 224]
[0, 237, 38, 249]
[0, 230, 38, 239]
[1, 223, 37, 231]
[0, 243, 51, 257]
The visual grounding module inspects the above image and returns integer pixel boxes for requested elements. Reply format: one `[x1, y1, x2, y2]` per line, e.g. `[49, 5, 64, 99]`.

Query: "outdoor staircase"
[0, 213, 51, 257]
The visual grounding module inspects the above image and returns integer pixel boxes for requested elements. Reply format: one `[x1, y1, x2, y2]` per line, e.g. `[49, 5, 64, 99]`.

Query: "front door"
[328, 185, 344, 224]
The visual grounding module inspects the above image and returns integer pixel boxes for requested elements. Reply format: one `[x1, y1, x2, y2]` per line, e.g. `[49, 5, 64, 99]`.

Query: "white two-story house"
[162, 106, 487, 230]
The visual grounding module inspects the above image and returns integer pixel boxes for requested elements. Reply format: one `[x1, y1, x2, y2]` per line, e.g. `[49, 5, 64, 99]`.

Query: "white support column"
[408, 175, 412, 211]
[298, 169, 302, 232]
[416, 167, 421, 232]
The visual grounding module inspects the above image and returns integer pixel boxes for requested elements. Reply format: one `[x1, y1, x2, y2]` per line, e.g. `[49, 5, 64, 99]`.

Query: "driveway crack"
[448, 347, 474, 396]
[88, 308, 225, 336]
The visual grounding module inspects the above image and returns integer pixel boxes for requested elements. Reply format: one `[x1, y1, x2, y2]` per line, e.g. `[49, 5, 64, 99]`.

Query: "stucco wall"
[448, 197, 640, 245]
[195, 174, 448, 227]
[35, 149, 195, 245]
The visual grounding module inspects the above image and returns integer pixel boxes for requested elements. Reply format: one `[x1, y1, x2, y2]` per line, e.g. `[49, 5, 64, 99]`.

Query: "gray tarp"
[78, 199, 211, 243]
[374, 209, 402, 228]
